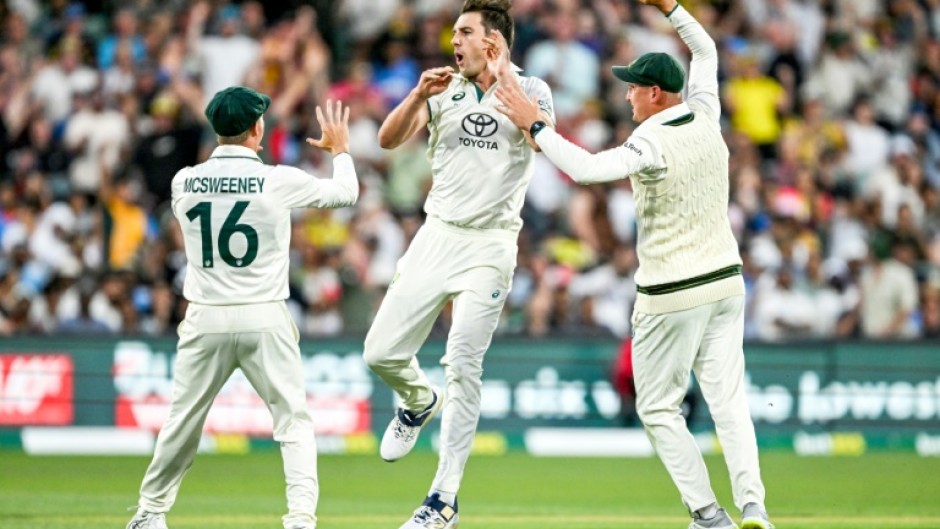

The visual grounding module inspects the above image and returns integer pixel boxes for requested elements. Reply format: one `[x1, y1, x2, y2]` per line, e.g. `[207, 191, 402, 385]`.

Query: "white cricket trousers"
[632, 295, 765, 513]
[137, 301, 318, 529]
[363, 217, 516, 495]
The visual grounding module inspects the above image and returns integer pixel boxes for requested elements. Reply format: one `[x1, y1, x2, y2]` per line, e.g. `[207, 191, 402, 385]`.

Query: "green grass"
[1, 451, 939, 528]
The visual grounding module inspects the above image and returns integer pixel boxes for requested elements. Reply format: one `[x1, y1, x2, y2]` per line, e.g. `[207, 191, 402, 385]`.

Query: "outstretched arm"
[534, 129, 663, 184]
[642, 0, 720, 117]
[377, 66, 453, 149]
[494, 75, 664, 184]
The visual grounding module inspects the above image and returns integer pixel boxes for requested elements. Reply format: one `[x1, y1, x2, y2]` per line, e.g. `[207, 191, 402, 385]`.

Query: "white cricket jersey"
[171, 145, 358, 305]
[424, 72, 554, 232]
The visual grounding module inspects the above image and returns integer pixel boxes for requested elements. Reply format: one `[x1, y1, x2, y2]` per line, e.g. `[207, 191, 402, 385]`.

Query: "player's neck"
[647, 98, 684, 120]
[240, 138, 263, 153]
[470, 69, 498, 93]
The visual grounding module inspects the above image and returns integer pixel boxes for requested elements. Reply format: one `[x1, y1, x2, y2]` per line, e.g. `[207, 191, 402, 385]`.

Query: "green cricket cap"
[612, 53, 685, 93]
[204, 86, 271, 136]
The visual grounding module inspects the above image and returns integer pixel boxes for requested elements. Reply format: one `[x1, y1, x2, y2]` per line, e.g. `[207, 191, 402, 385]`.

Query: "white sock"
[697, 502, 719, 519]
[431, 489, 456, 506]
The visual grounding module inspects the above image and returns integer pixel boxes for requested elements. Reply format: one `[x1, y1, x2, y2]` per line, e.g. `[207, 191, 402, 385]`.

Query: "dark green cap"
[204, 86, 271, 136]
[612, 53, 685, 93]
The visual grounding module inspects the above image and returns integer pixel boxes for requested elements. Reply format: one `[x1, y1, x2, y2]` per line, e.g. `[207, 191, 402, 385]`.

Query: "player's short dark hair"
[462, 0, 514, 49]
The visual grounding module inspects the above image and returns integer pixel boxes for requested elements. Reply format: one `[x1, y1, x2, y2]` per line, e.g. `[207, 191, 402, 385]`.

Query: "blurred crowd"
[1, 0, 939, 341]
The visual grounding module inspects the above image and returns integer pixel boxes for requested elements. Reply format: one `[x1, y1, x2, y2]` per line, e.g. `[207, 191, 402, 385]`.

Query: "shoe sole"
[741, 520, 772, 529]
[382, 388, 445, 462]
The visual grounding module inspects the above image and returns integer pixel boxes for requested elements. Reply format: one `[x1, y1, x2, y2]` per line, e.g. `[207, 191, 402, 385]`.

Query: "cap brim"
[612, 66, 648, 85]
[259, 93, 272, 112]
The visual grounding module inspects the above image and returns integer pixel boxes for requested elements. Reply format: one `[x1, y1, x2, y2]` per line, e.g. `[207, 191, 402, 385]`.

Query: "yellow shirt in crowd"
[726, 76, 784, 146]
[107, 197, 147, 269]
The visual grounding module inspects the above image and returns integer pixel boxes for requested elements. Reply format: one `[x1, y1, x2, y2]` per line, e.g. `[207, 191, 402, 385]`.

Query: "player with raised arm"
[126, 88, 357, 529]
[494, 1, 773, 528]
[361, 1, 554, 528]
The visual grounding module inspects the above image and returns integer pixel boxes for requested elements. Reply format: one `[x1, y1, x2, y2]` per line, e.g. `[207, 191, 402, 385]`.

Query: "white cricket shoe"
[380, 388, 443, 462]
[689, 507, 738, 529]
[399, 493, 459, 529]
[127, 509, 168, 529]
[741, 502, 775, 529]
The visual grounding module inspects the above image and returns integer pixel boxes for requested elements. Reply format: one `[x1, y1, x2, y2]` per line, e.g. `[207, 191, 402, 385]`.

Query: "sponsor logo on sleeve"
[537, 98, 553, 116]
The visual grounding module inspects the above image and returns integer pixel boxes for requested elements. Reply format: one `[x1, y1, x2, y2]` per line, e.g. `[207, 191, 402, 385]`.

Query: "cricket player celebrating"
[495, 1, 773, 528]
[126, 88, 358, 529]
[361, 1, 553, 527]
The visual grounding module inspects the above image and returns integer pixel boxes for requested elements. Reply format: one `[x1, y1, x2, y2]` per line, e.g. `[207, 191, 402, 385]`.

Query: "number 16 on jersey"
[185, 200, 259, 268]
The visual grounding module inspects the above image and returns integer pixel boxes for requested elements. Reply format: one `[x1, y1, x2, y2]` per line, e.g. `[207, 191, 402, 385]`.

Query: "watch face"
[530, 121, 546, 137]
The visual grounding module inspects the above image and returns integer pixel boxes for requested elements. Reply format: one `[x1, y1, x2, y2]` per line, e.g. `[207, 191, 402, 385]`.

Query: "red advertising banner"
[0, 354, 74, 425]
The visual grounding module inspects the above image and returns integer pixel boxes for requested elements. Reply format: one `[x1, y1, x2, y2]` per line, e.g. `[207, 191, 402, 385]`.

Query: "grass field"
[1, 451, 938, 528]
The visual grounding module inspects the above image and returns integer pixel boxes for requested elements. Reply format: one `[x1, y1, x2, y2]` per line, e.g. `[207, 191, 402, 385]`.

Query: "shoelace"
[392, 417, 419, 442]
[412, 506, 447, 528]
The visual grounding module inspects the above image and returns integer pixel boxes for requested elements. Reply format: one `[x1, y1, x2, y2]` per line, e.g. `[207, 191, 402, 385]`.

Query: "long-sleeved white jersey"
[171, 145, 358, 305]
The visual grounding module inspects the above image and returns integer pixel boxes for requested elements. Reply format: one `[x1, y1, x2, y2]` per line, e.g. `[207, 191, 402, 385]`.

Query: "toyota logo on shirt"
[461, 113, 499, 138]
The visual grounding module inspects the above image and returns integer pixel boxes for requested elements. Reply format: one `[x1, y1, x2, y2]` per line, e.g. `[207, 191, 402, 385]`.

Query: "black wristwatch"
[529, 120, 548, 138]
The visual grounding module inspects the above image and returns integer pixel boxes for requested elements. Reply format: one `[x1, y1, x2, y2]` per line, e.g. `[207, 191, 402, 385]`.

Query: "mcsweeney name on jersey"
[184, 176, 266, 194]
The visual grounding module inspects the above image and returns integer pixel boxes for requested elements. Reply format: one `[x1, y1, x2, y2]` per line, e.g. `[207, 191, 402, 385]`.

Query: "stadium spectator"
[803, 32, 873, 118]
[30, 40, 98, 124]
[843, 97, 891, 186]
[57, 279, 112, 334]
[753, 264, 816, 341]
[922, 286, 940, 337]
[567, 244, 637, 338]
[186, 2, 260, 108]
[780, 97, 846, 170]
[723, 49, 788, 159]
[524, 7, 599, 119]
[97, 8, 147, 70]
[859, 237, 920, 339]
[130, 93, 202, 210]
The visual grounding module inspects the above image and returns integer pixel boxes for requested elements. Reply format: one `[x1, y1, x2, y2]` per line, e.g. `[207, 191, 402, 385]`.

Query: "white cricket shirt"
[424, 72, 554, 232]
[171, 145, 358, 305]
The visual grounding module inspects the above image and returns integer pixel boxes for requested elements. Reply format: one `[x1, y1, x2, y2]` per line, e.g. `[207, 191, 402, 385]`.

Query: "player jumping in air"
[362, 1, 554, 528]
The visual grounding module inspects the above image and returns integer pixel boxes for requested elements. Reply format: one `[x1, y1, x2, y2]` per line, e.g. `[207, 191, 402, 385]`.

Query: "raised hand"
[482, 29, 513, 84]
[306, 99, 350, 156]
[636, 0, 679, 15]
[494, 79, 541, 132]
[414, 66, 455, 100]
